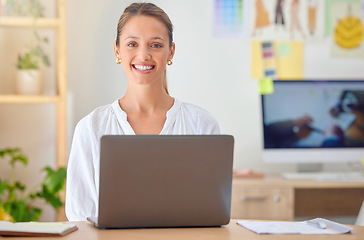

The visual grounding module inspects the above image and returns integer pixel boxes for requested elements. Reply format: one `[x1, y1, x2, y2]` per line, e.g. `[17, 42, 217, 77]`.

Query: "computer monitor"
[261, 80, 364, 163]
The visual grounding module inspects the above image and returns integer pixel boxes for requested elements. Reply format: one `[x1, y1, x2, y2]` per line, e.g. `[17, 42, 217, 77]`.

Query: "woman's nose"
[138, 46, 151, 61]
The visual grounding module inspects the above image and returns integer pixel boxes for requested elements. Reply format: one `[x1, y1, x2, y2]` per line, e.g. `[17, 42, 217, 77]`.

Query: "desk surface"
[2, 220, 364, 240]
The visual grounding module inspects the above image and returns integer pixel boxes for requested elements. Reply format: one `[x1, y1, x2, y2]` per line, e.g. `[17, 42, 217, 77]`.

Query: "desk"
[231, 175, 364, 220]
[2, 220, 364, 240]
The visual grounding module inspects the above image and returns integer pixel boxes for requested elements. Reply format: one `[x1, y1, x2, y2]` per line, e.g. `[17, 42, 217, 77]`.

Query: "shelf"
[1, 0, 67, 222]
[0, 95, 60, 104]
[0, 17, 59, 28]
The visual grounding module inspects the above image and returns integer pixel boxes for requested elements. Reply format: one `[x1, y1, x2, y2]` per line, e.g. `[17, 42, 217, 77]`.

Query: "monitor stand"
[297, 163, 323, 173]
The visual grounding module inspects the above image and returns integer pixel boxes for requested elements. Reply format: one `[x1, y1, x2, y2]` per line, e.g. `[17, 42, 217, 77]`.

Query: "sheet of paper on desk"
[237, 218, 353, 235]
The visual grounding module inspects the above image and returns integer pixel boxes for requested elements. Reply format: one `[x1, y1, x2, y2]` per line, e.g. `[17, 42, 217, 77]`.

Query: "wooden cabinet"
[231, 183, 294, 220]
[231, 176, 364, 221]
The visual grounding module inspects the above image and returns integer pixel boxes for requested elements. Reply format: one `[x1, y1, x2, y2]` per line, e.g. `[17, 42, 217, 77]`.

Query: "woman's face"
[114, 15, 175, 88]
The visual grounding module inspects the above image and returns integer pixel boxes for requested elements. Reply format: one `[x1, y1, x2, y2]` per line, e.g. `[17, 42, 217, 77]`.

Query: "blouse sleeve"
[65, 116, 99, 221]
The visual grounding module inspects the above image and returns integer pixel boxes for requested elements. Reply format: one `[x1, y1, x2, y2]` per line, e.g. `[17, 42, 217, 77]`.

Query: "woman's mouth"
[133, 64, 155, 71]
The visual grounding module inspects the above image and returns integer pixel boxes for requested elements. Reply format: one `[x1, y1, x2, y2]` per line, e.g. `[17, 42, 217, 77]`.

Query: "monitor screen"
[261, 80, 364, 163]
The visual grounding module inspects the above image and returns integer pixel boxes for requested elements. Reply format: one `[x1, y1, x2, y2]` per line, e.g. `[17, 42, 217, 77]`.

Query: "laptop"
[88, 135, 234, 229]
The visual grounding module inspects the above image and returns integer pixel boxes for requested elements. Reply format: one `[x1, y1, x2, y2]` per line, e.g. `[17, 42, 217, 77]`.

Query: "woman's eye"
[152, 43, 162, 48]
[128, 42, 137, 47]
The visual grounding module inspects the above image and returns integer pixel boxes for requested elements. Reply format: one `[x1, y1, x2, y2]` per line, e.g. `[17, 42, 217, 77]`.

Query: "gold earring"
[167, 59, 173, 66]
[116, 58, 122, 64]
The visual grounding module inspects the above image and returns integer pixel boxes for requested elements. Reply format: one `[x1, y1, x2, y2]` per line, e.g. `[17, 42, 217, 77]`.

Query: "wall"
[66, 0, 364, 173]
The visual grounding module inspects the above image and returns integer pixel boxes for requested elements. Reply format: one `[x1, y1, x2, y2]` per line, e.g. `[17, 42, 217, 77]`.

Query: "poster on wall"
[213, 0, 250, 38]
[328, 0, 364, 58]
[249, 0, 325, 42]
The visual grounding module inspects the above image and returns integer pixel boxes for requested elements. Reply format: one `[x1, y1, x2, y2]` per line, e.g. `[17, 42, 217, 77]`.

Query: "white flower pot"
[15, 70, 43, 95]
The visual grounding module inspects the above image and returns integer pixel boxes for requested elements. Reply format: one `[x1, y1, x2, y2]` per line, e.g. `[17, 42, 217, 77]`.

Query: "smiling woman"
[65, 2, 221, 222]
[114, 15, 174, 92]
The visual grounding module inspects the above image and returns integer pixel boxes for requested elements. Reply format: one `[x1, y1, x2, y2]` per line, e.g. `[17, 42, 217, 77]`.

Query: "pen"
[307, 220, 327, 229]
[307, 125, 324, 134]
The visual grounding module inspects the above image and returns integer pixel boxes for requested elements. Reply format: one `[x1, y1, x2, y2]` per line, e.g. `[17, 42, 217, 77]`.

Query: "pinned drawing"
[213, 0, 249, 38]
[330, 1, 364, 57]
[308, 0, 319, 36]
[274, 0, 286, 31]
[334, 5, 364, 49]
[290, 0, 306, 39]
[252, 0, 270, 36]
[249, 0, 324, 41]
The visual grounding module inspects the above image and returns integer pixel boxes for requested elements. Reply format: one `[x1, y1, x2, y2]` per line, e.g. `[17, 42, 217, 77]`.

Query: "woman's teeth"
[134, 65, 153, 71]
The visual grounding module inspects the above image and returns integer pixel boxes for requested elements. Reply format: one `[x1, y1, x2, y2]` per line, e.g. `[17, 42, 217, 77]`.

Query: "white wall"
[66, 0, 364, 173]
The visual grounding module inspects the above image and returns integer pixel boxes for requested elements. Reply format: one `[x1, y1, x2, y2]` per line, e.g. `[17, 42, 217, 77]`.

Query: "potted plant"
[3, 0, 51, 95]
[15, 38, 50, 95]
[0, 148, 66, 222]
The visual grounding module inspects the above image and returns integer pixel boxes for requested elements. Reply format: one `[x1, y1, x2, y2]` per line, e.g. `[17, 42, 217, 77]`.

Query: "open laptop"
[88, 135, 234, 229]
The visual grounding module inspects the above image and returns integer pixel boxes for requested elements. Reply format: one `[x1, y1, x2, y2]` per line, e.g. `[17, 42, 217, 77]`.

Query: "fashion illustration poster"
[249, 0, 325, 41]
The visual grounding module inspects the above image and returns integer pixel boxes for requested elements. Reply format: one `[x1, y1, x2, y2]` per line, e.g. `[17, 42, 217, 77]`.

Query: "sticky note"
[274, 41, 304, 80]
[258, 78, 274, 95]
[277, 43, 291, 58]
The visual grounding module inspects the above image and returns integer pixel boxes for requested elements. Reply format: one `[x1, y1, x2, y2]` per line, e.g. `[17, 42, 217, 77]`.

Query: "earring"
[116, 58, 122, 64]
[167, 59, 173, 66]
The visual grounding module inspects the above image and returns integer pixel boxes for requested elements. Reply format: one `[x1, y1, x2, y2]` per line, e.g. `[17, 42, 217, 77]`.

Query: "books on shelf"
[0, 221, 78, 237]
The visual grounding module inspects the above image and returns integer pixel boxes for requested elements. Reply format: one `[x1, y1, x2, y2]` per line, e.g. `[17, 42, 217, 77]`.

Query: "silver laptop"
[88, 135, 234, 229]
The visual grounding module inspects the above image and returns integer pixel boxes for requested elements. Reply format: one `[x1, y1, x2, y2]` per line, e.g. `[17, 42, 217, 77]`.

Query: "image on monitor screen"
[262, 81, 364, 150]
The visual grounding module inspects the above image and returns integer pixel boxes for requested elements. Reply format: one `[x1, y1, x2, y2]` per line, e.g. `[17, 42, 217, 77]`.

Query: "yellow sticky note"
[258, 78, 274, 95]
[361, 156, 364, 166]
[274, 41, 304, 80]
[251, 41, 264, 79]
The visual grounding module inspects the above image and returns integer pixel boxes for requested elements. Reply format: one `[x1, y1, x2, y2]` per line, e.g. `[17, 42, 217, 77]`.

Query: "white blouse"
[65, 99, 220, 221]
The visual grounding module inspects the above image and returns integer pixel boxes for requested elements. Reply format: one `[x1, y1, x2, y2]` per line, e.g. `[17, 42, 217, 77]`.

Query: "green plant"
[16, 35, 50, 70]
[0, 148, 66, 222]
[3, 0, 51, 70]
[3, 0, 44, 18]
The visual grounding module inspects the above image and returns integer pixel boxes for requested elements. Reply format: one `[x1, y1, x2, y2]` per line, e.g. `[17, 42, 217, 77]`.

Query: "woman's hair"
[116, 3, 173, 94]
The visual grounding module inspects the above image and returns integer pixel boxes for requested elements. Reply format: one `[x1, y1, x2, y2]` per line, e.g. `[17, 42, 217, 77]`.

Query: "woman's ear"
[169, 42, 175, 60]
[113, 40, 120, 58]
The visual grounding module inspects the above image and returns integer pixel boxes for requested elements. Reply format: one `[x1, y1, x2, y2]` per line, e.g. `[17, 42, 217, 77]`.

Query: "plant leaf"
[41, 185, 63, 209]
[0, 148, 28, 167]
[42, 167, 66, 193]
[0, 180, 8, 195]
[3, 200, 41, 222]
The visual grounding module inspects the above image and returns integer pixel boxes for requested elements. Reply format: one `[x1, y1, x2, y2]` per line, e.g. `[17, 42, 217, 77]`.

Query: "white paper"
[237, 218, 353, 235]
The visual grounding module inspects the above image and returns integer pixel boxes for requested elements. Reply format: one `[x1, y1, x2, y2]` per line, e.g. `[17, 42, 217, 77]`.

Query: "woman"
[65, 3, 220, 221]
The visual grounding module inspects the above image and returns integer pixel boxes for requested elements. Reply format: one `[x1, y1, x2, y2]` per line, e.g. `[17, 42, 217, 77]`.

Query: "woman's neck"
[119, 85, 174, 115]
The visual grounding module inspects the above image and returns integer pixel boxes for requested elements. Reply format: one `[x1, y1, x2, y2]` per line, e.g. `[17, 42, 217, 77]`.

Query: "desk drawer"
[231, 186, 294, 220]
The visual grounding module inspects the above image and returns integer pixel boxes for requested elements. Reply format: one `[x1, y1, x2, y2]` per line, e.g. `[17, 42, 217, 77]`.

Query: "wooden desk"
[231, 175, 364, 220]
[2, 220, 364, 240]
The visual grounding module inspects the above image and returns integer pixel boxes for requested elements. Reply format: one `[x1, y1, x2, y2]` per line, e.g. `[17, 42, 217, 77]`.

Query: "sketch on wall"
[249, 0, 325, 41]
[212, 0, 249, 38]
[329, 1, 364, 58]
